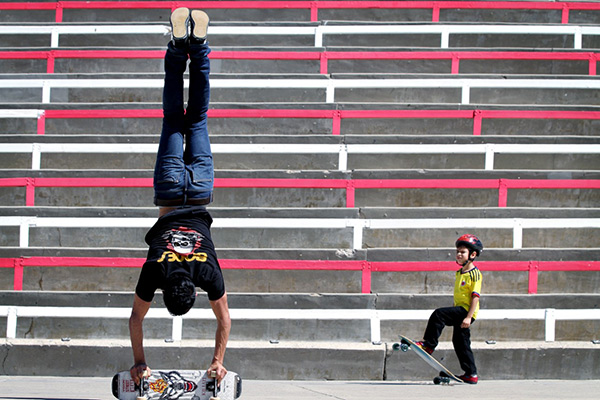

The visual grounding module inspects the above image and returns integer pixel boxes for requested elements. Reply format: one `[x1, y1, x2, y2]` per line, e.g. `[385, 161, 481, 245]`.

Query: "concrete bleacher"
[0, 0, 598, 381]
[2, 47, 599, 75]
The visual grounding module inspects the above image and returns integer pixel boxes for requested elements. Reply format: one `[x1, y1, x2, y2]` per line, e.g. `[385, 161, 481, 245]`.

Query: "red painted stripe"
[1, 177, 598, 191]
[0, 178, 29, 186]
[352, 179, 502, 189]
[32, 177, 152, 188]
[1, 257, 596, 272]
[1, 50, 596, 63]
[0, 51, 48, 59]
[44, 109, 163, 118]
[1, 257, 597, 293]
[219, 259, 364, 270]
[208, 109, 334, 118]
[481, 110, 600, 119]
[8, 108, 600, 123]
[214, 178, 349, 189]
[3, 1, 598, 11]
[502, 179, 600, 189]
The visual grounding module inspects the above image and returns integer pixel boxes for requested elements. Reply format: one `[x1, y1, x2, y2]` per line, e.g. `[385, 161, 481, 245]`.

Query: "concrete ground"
[0, 376, 598, 400]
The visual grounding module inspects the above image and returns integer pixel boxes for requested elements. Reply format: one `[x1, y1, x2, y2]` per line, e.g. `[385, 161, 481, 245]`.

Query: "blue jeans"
[154, 41, 213, 206]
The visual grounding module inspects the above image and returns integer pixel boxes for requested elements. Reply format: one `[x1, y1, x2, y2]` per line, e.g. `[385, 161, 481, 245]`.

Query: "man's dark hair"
[163, 273, 196, 316]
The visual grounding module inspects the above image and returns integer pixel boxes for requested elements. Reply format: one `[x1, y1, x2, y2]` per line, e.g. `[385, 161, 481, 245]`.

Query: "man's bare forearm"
[208, 293, 231, 382]
[129, 294, 152, 367]
[129, 315, 146, 365]
[213, 315, 231, 363]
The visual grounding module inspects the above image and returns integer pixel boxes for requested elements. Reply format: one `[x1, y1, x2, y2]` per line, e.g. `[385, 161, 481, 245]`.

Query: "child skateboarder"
[128, 7, 231, 386]
[415, 234, 483, 384]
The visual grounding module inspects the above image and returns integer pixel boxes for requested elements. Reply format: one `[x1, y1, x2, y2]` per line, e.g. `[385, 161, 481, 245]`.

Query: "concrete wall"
[1, 339, 599, 380]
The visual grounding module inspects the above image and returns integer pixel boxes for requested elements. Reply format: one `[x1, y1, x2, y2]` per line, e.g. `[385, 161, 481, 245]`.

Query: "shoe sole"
[191, 10, 209, 39]
[171, 7, 190, 40]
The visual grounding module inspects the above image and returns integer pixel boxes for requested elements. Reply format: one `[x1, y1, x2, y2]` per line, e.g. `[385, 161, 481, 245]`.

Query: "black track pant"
[422, 306, 477, 376]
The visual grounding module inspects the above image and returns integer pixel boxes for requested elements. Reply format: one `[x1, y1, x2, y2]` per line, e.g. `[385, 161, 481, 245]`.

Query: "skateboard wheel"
[400, 343, 409, 352]
[433, 377, 441, 385]
[392, 343, 400, 351]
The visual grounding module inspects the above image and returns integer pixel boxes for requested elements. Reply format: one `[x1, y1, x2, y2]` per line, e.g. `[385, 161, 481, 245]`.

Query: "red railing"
[1, 177, 599, 208]
[1, 1, 599, 23]
[1, 256, 598, 294]
[18, 108, 600, 136]
[0, 49, 598, 75]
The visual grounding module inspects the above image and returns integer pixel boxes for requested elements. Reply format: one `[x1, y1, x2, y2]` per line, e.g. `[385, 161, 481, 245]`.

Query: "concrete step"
[2, 101, 599, 136]
[2, 205, 599, 218]
[0, 292, 598, 343]
[1, 134, 598, 171]
[2, 72, 600, 106]
[2, 3, 599, 25]
[2, 133, 600, 145]
[0, 168, 598, 208]
[0, 247, 598, 294]
[1, 338, 598, 380]
[3, 21, 599, 49]
[1, 46, 596, 76]
[1, 204, 598, 249]
[320, 47, 597, 76]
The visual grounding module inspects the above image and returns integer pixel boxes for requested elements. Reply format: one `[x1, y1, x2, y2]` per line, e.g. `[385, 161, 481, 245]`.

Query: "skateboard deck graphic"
[112, 369, 242, 400]
[392, 334, 463, 385]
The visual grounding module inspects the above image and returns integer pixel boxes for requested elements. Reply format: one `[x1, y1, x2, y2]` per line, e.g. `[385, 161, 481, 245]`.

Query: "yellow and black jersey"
[454, 267, 483, 319]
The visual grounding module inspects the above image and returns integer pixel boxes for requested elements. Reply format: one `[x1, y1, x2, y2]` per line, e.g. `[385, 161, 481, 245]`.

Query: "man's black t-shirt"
[135, 206, 225, 302]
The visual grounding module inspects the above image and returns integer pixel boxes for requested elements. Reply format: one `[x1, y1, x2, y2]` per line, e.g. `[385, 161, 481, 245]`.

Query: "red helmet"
[455, 234, 483, 256]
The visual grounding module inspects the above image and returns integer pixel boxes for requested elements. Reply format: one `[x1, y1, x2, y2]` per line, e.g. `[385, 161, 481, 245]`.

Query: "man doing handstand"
[128, 7, 231, 386]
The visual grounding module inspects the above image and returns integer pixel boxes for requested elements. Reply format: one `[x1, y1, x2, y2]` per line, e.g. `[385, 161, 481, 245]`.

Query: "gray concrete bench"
[1, 46, 598, 75]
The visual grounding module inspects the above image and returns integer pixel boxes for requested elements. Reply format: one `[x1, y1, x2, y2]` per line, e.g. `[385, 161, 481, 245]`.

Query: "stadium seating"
[0, 1, 598, 380]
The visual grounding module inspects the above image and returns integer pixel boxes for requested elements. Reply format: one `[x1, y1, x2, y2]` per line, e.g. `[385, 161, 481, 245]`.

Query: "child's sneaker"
[414, 341, 434, 355]
[170, 7, 190, 47]
[458, 374, 478, 384]
[190, 10, 209, 43]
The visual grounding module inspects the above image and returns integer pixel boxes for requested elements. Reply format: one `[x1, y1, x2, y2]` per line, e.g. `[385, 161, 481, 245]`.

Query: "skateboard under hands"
[112, 369, 242, 400]
[392, 334, 464, 385]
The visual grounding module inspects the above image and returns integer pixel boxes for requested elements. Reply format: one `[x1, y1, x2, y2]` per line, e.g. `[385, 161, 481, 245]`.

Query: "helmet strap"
[459, 251, 477, 267]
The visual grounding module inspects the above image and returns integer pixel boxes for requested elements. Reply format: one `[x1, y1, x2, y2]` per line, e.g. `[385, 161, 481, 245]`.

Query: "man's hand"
[208, 359, 228, 384]
[130, 363, 151, 386]
[461, 317, 472, 329]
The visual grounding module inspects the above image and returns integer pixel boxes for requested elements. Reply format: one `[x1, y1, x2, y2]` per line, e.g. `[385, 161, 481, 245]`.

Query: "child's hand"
[461, 318, 471, 329]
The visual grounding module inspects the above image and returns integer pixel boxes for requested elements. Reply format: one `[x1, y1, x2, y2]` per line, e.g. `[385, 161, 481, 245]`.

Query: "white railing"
[0, 305, 597, 343]
[1, 24, 599, 49]
[2, 141, 599, 171]
[1, 216, 598, 250]
[2, 77, 600, 105]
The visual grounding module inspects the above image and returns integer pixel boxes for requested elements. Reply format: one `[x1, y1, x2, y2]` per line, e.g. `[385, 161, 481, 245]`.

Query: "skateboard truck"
[434, 371, 452, 385]
[136, 371, 149, 400]
[207, 370, 220, 400]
